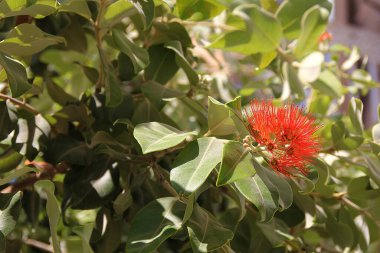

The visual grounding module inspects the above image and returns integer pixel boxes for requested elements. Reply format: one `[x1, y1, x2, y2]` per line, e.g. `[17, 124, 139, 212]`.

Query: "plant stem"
[93, 0, 108, 92]
[151, 164, 179, 197]
[23, 238, 54, 253]
[276, 47, 294, 63]
[0, 93, 39, 115]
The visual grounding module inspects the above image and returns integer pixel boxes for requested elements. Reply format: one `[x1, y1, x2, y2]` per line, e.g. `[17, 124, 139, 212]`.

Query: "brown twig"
[0, 93, 39, 115]
[151, 163, 179, 197]
[1, 161, 69, 193]
[23, 238, 54, 253]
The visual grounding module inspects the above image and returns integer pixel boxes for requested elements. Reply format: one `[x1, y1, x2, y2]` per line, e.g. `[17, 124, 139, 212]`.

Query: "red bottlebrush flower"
[318, 31, 333, 43]
[244, 100, 320, 177]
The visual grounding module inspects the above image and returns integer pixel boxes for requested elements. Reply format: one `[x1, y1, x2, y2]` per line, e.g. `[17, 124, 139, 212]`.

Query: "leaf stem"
[0, 93, 39, 115]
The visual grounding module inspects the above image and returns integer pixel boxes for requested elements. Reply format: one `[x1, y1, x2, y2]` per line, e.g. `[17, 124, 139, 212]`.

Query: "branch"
[23, 238, 54, 253]
[0, 93, 39, 115]
[1, 162, 69, 193]
[151, 164, 179, 197]
[92, 0, 108, 92]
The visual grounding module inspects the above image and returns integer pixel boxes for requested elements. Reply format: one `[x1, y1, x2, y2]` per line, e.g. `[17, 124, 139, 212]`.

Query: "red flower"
[244, 100, 320, 177]
[318, 31, 333, 43]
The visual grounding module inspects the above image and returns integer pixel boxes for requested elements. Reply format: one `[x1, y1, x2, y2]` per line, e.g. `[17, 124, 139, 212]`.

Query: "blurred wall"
[330, 0, 380, 127]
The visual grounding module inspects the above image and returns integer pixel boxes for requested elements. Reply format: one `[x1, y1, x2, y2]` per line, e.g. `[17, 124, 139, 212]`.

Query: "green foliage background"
[0, 0, 380, 252]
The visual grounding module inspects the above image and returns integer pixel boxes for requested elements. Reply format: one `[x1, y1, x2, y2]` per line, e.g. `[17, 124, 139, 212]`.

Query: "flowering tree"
[0, 0, 380, 252]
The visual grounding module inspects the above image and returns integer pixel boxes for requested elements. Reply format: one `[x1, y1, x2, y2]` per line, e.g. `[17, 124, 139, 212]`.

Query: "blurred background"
[330, 0, 380, 127]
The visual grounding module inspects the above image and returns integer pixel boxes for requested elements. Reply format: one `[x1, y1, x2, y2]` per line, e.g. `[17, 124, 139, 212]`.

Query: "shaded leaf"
[0, 167, 38, 186]
[0, 101, 16, 141]
[0, 53, 31, 97]
[0, 191, 22, 237]
[112, 28, 149, 73]
[144, 44, 179, 84]
[187, 205, 234, 252]
[0, 23, 65, 57]
[34, 180, 62, 253]
[125, 197, 186, 253]
[165, 41, 199, 86]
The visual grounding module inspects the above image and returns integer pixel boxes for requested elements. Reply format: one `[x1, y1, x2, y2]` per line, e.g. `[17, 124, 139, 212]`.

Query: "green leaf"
[0, 101, 16, 141]
[131, 0, 155, 29]
[350, 69, 379, 88]
[244, 51, 277, 69]
[0, 167, 38, 186]
[276, 0, 332, 39]
[235, 175, 278, 222]
[170, 137, 225, 195]
[348, 97, 364, 136]
[331, 121, 363, 150]
[210, 5, 282, 54]
[257, 218, 292, 246]
[312, 159, 335, 197]
[0, 23, 65, 57]
[187, 205, 234, 252]
[141, 81, 185, 109]
[293, 5, 329, 58]
[133, 122, 197, 154]
[348, 176, 380, 200]
[217, 141, 255, 186]
[46, 79, 78, 106]
[113, 190, 133, 216]
[0, 191, 22, 238]
[91, 208, 123, 253]
[112, 28, 149, 73]
[291, 174, 315, 194]
[252, 158, 293, 211]
[150, 22, 192, 48]
[164, 41, 199, 86]
[362, 154, 380, 187]
[72, 224, 95, 253]
[311, 70, 344, 99]
[34, 180, 62, 253]
[0, 0, 56, 19]
[125, 197, 186, 253]
[0, 53, 31, 97]
[102, 0, 134, 27]
[325, 211, 354, 248]
[283, 62, 304, 100]
[63, 160, 118, 209]
[207, 97, 237, 136]
[59, 0, 92, 20]
[104, 70, 123, 108]
[0, 147, 23, 173]
[175, 0, 226, 21]
[144, 44, 179, 84]
[260, 0, 278, 13]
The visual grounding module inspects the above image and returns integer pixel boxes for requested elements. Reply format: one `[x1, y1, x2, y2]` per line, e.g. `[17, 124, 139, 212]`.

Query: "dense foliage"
[1, 0, 380, 252]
